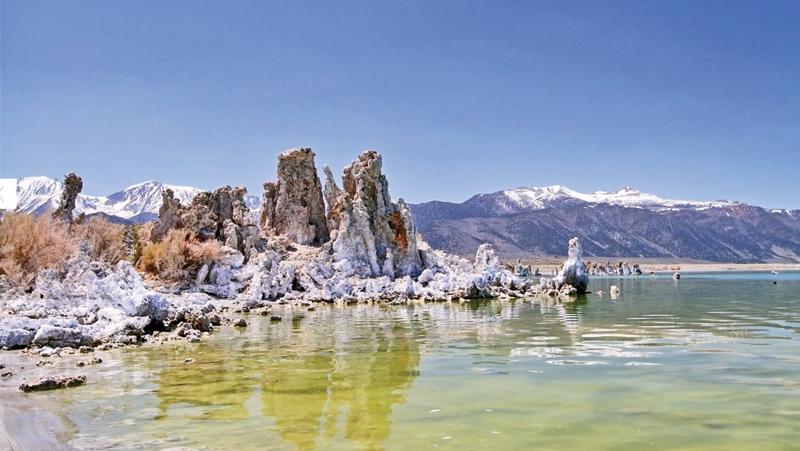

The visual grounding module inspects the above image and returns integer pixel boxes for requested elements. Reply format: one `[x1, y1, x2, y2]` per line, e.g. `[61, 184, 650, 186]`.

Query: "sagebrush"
[0, 212, 77, 287]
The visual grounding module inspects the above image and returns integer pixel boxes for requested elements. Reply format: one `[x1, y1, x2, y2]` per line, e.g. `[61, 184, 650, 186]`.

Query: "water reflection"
[149, 317, 420, 450]
[60, 273, 800, 450]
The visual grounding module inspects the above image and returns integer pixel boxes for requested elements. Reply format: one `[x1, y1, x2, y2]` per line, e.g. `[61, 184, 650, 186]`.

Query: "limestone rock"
[551, 237, 589, 294]
[331, 151, 423, 278]
[53, 173, 83, 224]
[150, 189, 184, 242]
[260, 148, 329, 245]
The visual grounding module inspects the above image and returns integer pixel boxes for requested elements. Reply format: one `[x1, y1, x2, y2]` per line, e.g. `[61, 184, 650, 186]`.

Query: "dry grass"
[188, 239, 225, 266]
[72, 217, 128, 265]
[0, 211, 225, 286]
[0, 212, 77, 287]
[137, 229, 224, 281]
[137, 229, 190, 281]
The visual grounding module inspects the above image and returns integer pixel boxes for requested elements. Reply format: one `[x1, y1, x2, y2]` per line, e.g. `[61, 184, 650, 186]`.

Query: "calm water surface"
[39, 272, 800, 449]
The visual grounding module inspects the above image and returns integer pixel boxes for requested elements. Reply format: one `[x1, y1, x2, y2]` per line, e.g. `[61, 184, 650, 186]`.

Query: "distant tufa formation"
[151, 185, 259, 256]
[52, 173, 83, 224]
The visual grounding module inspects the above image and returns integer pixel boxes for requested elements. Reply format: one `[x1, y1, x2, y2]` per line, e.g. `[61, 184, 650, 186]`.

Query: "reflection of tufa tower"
[151, 315, 421, 450]
[259, 323, 420, 450]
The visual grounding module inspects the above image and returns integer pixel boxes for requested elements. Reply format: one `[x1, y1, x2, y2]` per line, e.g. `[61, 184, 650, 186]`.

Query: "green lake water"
[34, 273, 800, 449]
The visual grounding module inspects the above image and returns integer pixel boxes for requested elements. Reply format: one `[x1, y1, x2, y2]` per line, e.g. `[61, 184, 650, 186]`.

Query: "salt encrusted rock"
[323, 164, 342, 231]
[260, 148, 329, 246]
[0, 253, 172, 349]
[553, 237, 589, 294]
[331, 151, 423, 278]
[53, 173, 83, 224]
[19, 375, 86, 392]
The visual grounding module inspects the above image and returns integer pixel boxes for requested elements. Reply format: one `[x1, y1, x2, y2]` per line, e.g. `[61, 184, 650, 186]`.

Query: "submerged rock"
[19, 375, 87, 392]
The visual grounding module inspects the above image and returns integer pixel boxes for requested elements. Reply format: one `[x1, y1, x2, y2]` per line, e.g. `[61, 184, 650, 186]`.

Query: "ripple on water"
[546, 360, 607, 366]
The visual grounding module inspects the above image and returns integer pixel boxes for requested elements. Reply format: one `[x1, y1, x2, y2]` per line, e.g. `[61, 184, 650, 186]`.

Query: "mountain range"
[409, 186, 800, 263]
[13, 177, 800, 263]
[15, 176, 259, 224]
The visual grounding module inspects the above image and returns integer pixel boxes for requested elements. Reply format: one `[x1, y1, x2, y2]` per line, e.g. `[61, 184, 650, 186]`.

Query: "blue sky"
[1, 0, 798, 208]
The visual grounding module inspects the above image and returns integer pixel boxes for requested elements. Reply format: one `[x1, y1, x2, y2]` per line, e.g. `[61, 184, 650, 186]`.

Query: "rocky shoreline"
[0, 149, 588, 356]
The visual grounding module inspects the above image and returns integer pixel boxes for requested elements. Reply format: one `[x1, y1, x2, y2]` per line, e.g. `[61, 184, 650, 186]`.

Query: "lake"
[23, 272, 800, 450]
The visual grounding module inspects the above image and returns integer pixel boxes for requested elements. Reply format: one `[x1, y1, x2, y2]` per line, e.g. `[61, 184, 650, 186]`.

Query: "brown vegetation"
[0, 210, 230, 287]
[72, 217, 128, 265]
[137, 229, 224, 281]
[0, 212, 77, 287]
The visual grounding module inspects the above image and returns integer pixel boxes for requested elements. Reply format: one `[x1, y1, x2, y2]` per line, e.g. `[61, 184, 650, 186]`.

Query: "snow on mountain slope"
[491, 185, 736, 214]
[98, 181, 203, 219]
[15, 176, 63, 214]
[15, 176, 260, 222]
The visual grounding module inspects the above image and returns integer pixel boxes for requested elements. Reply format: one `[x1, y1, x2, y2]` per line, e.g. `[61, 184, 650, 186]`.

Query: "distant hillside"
[410, 186, 800, 263]
[15, 176, 259, 223]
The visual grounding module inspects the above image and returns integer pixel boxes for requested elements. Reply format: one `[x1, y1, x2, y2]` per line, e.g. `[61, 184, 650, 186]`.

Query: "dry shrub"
[188, 239, 224, 266]
[137, 229, 190, 281]
[72, 217, 128, 265]
[137, 228, 223, 281]
[0, 212, 77, 287]
[130, 222, 154, 266]
[136, 222, 154, 244]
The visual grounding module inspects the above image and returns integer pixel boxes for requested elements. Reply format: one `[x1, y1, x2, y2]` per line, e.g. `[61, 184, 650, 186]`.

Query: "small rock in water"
[1, 371, 12, 378]
[185, 331, 201, 343]
[19, 375, 86, 392]
[76, 357, 102, 367]
[184, 358, 194, 364]
[270, 315, 282, 322]
[233, 318, 248, 328]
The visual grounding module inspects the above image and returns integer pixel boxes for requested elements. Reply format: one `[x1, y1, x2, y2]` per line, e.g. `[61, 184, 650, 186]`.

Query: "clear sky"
[1, 0, 798, 208]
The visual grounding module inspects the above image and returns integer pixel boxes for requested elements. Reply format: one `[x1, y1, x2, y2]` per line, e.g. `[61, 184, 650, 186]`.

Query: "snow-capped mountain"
[15, 176, 259, 223]
[410, 186, 800, 263]
[473, 185, 736, 215]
